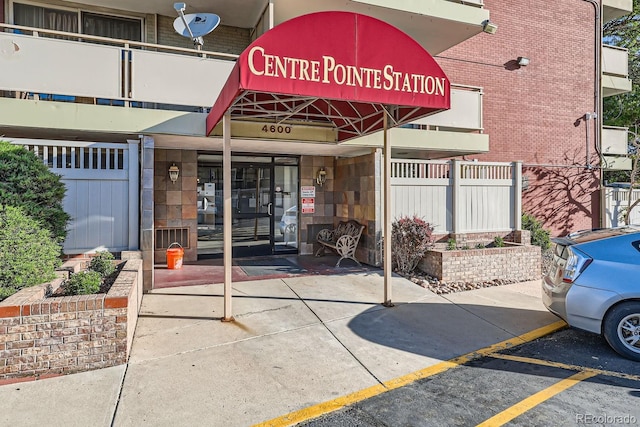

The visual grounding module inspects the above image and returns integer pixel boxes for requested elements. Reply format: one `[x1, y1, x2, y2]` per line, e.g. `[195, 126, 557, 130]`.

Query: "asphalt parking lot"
[295, 328, 640, 426]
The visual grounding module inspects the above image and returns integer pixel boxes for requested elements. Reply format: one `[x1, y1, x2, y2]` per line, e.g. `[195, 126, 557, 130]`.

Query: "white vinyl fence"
[10, 139, 139, 254]
[391, 160, 522, 234]
[604, 187, 640, 227]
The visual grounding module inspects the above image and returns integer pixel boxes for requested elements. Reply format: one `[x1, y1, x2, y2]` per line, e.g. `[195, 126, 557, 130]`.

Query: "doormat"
[238, 258, 307, 276]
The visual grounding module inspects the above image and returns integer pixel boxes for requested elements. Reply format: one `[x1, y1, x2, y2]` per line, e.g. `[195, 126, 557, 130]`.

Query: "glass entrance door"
[197, 155, 299, 258]
[231, 163, 272, 257]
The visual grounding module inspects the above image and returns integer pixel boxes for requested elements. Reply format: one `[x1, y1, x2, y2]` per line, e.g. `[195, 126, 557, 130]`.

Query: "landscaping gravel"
[399, 247, 553, 295]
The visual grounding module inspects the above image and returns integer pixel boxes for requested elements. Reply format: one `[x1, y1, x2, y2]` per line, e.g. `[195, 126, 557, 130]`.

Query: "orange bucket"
[166, 242, 184, 269]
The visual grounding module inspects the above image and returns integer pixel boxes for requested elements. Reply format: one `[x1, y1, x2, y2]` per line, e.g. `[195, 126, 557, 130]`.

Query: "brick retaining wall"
[0, 259, 143, 379]
[419, 244, 541, 283]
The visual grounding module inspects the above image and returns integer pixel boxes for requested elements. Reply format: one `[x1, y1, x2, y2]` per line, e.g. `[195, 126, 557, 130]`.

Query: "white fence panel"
[605, 187, 640, 227]
[9, 139, 138, 254]
[391, 160, 521, 234]
[392, 182, 452, 233]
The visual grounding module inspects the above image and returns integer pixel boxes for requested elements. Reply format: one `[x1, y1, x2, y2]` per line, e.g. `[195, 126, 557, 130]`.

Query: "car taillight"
[562, 248, 593, 283]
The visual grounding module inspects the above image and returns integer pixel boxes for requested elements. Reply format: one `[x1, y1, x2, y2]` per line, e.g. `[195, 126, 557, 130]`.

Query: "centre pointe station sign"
[206, 11, 450, 139]
[246, 45, 447, 97]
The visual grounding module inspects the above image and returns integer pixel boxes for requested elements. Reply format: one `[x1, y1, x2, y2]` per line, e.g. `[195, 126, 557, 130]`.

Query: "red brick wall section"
[437, 0, 599, 235]
[420, 246, 542, 283]
[0, 259, 142, 379]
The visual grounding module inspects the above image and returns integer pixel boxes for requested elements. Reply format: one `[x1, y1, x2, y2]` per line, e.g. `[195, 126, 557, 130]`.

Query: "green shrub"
[522, 213, 551, 250]
[64, 271, 101, 296]
[493, 236, 505, 247]
[0, 141, 70, 242]
[89, 251, 115, 278]
[0, 205, 61, 299]
[475, 243, 486, 249]
[446, 238, 457, 250]
[391, 216, 434, 275]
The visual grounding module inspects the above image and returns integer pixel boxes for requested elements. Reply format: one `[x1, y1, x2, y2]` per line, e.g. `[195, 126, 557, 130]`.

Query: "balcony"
[603, 0, 633, 22]
[0, 22, 486, 156]
[59, 0, 489, 55]
[602, 155, 632, 171]
[602, 44, 632, 97]
[271, 0, 490, 54]
[343, 85, 488, 159]
[602, 126, 628, 156]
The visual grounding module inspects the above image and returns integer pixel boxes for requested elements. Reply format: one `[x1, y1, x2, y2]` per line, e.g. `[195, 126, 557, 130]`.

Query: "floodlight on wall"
[316, 168, 327, 187]
[169, 163, 180, 183]
[517, 56, 530, 66]
[482, 20, 498, 34]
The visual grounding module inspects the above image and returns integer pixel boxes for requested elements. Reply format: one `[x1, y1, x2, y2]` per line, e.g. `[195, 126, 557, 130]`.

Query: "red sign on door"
[301, 198, 315, 214]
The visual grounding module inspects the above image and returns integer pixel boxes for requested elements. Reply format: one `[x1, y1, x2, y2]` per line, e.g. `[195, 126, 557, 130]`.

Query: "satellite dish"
[173, 13, 220, 38]
[172, 3, 220, 49]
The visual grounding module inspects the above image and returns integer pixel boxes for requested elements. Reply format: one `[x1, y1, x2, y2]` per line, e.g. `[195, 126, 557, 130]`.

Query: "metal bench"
[315, 220, 365, 267]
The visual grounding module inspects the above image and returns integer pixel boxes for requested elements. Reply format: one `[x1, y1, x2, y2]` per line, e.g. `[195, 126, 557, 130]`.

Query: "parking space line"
[253, 321, 567, 427]
[476, 370, 597, 427]
[489, 353, 640, 382]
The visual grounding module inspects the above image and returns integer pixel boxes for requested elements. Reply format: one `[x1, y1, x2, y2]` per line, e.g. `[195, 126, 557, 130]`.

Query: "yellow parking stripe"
[253, 320, 567, 427]
[489, 353, 640, 382]
[476, 370, 597, 427]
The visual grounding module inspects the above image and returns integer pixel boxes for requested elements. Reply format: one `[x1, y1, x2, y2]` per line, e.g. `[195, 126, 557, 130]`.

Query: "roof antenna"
[173, 3, 220, 50]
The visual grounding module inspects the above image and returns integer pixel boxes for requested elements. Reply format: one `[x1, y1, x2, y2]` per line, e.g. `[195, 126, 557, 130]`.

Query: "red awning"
[206, 11, 450, 142]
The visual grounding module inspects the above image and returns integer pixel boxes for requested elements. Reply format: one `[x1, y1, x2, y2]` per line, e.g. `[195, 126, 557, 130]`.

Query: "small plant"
[493, 236, 505, 247]
[64, 271, 101, 296]
[0, 205, 61, 300]
[461, 244, 471, 250]
[89, 251, 115, 278]
[521, 213, 551, 250]
[391, 216, 434, 275]
[446, 238, 457, 250]
[475, 243, 486, 249]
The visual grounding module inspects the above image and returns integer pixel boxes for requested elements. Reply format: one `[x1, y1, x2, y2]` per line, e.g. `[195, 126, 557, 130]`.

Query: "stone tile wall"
[154, 149, 198, 264]
[298, 151, 381, 266]
[0, 260, 143, 379]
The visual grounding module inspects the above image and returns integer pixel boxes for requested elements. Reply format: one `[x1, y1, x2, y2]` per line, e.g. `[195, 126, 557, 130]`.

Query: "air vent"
[155, 228, 190, 249]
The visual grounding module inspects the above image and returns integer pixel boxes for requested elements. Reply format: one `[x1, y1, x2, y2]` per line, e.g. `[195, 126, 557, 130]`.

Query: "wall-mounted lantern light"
[316, 168, 327, 187]
[169, 163, 180, 183]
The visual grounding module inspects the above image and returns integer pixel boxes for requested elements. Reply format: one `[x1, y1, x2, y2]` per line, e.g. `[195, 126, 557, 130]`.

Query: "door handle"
[268, 203, 272, 216]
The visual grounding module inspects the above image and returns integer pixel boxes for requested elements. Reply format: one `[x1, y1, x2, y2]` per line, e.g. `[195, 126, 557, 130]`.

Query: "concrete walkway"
[0, 274, 560, 427]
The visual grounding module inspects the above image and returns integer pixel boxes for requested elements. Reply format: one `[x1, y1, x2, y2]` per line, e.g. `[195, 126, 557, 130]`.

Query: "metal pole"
[222, 112, 234, 322]
[383, 109, 393, 307]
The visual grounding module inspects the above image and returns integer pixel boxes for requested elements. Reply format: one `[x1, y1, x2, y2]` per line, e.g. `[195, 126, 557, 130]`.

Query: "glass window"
[14, 3, 78, 33]
[82, 12, 141, 41]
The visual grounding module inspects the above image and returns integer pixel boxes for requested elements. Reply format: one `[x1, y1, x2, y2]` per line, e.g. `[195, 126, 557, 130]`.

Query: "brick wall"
[0, 259, 143, 379]
[156, 15, 250, 55]
[420, 245, 541, 283]
[438, 0, 599, 235]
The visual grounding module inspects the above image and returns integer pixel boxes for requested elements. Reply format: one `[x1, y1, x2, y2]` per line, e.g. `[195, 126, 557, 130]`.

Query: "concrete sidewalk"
[0, 273, 560, 427]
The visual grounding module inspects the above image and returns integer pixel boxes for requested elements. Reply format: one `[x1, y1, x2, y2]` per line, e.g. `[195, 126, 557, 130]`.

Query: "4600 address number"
[261, 125, 292, 134]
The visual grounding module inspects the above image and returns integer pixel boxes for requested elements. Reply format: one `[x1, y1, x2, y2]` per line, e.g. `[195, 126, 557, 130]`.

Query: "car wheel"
[603, 302, 640, 362]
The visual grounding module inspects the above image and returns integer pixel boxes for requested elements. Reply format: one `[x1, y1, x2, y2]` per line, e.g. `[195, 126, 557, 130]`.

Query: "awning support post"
[383, 108, 394, 307]
[222, 111, 234, 322]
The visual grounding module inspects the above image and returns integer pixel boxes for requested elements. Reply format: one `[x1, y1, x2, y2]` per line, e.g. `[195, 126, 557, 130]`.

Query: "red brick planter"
[419, 244, 541, 283]
[0, 259, 143, 379]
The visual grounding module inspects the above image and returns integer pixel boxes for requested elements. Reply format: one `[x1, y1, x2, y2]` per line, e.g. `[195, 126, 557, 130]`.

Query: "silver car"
[542, 226, 640, 361]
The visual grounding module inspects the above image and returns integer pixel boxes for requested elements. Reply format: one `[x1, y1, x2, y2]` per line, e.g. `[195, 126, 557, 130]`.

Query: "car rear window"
[564, 226, 640, 244]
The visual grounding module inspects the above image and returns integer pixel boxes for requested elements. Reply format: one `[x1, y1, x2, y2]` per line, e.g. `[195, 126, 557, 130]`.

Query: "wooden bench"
[315, 220, 365, 267]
